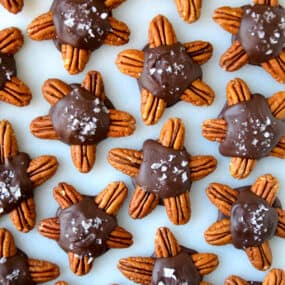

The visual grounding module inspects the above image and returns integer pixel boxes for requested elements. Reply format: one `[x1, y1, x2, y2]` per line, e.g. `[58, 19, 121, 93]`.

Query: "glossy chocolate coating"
[0, 250, 34, 285]
[139, 43, 202, 106]
[57, 197, 117, 258]
[0, 153, 33, 215]
[231, 187, 278, 249]
[135, 140, 191, 199]
[219, 94, 285, 159]
[234, 5, 285, 65]
[51, 0, 111, 50]
[0, 53, 16, 89]
[50, 84, 109, 145]
[151, 251, 201, 285]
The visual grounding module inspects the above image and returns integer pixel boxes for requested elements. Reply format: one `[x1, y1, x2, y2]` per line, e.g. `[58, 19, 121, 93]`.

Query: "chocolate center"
[0, 53, 16, 89]
[231, 187, 278, 249]
[49, 85, 110, 145]
[234, 4, 285, 65]
[0, 153, 33, 215]
[219, 94, 285, 159]
[51, 0, 111, 50]
[0, 250, 34, 285]
[134, 140, 191, 199]
[151, 251, 201, 285]
[57, 197, 117, 258]
[138, 43, 202, 106]
[248, 282, 262, 285]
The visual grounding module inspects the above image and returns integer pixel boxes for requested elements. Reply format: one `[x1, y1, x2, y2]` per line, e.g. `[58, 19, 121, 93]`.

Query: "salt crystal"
[163, 268, 177, 280]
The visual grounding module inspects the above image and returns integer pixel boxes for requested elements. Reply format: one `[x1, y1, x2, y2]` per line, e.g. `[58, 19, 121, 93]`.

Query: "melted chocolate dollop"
[139, 43, 202, 106]
[0, 53, 16, 89]
[0, 153, 33, 215]
[50, 85, 110, 145]
[134, 140, 191, 199]
[0, 250, 34, 285]
[219, 94, 285, 159]
[234, 5, 285, 65]
[58, 197, 117, 258]
[231, 187, 278, 249]
[51, 0, 111, 50]
[151, 251, 201, 285]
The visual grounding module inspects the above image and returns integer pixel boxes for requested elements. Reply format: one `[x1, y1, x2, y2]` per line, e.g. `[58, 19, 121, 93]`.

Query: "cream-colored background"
[0, 0, 284, 284]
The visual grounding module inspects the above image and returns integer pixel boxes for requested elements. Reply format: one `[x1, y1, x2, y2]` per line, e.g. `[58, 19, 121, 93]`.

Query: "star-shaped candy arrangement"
[116, 15, 215, 125]
[118, 227, 219, 284]
[0, 27, 31, 107]
[0, 0, 23, 13]
[108, 118, 217, 225]
[204, 174, 285, 271]
[30, 70, 135, 173]
[213, 0, 285, 83]
[174, 0, 202, 23]
[38, 181, 133, 276]
[0, 120, 58, 232]
[202, 78, 285, 179]
[224, 268, 285, 285]
[0, 228, 60, 284]
[27, 0, 130, 75]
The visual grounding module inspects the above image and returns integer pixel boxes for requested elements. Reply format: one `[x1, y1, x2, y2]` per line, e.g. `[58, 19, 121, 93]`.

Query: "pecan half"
[148, 15, 177, 48]
[251, 174, 279, 206]
[276, 208, 285, 238]
[227, 78, 251, 106]
[206, 183, 238, 216]
[261, 51, 285, 83]
[0, 27, 23, 54]
[184, 41, 213, 65]
[0, 228, 17, 257]
[108, 148, 142, 177]
[0, 77, 32, 106]
[175, 0, 201, 23]
[189, 155, 217, 181]
[10, 198, 36, 233]
[0, 120, 18, 164]
[30, 116, 59, 140]
[104, 17, 130, 46]
[220, 41, 249, 71]
[192, 253, 219, 275]
[202, 119, 227, 142]
[117, 257, 154, 285]
[53, 183, 83, 209]
[116, 49, 144, 78]
[263, 268, 285, 285]
[27, 155, 58, 187]
[204, 219, 232, 245]
[268, 91, 285, 120]
[71, 144, 96, 173]
[245, 241, 272, 271]
[28, 259, 60, 282]
[108, 109, 136, 137]
[230, 157, 256, 179]
[38, 217, 60, 240]
[154, 227, 181, 258]
[213, 7, 243, 35]
[107, 226, 133, 248]
[42, 79, 71, 105]
[0, 0, 23, 14]
[68, 253, 92, 276]
[61, 44, 91, 75]
[27, 12, 56, 41]
[95, 181, 128, 215]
